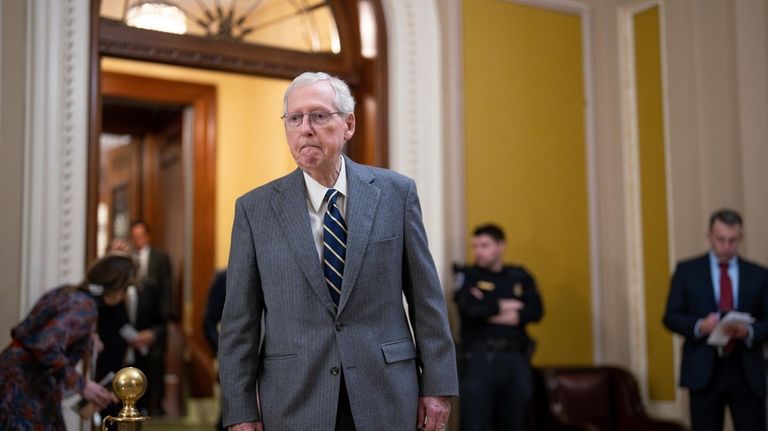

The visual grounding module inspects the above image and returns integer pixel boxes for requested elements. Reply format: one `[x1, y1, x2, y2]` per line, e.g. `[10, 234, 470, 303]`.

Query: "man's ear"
[344, 112, 356, 140]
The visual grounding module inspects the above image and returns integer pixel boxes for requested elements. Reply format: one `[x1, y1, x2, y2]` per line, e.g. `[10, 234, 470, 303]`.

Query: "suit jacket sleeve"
[159, 252, 173, 324]
[150, 251, 172, 340]
[401, 178, 459, 397]
[219, 198, 264, 426]
[749, 265, 768, 345]
[518, 270, 543, 325]
[663, 263, 699, 338]
[202, 272, 226, 355]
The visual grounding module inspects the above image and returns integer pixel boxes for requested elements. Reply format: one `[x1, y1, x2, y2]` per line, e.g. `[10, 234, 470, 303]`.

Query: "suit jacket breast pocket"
[381, 338, 416, 364]
[372, 234, 399, 244]
[367, 234, 399, 258]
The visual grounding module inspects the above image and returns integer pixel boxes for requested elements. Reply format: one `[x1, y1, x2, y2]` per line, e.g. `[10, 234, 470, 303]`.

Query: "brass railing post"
[101, 367, 150, 431]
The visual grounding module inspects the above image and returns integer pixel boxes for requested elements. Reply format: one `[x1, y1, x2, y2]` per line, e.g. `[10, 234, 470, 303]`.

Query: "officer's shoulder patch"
[513, 282, 524, 297]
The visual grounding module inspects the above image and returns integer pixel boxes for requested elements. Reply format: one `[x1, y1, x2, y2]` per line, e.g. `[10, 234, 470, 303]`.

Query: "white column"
[22, 0, 90, 310]
[380, 0, 446, 278]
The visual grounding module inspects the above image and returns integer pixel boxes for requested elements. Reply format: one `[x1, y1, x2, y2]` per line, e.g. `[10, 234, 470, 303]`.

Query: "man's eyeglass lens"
[282, 111, 342, 127]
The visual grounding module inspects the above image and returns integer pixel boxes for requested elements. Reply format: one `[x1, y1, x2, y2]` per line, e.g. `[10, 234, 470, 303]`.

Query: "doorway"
[88, 0, 389, 426]
[97, 71, 217, 418]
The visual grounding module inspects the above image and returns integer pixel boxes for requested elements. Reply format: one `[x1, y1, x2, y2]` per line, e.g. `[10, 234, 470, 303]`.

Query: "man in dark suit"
[219, 72, 458, 431]
[663, 209, 768, 431]
[128, 221, 171, 415]
[202, 270, 227, 431]
[96, 226, 171, 416]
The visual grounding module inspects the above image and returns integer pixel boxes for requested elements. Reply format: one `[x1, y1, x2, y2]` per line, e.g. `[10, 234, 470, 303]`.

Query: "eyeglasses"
[281, 111, 344, 128]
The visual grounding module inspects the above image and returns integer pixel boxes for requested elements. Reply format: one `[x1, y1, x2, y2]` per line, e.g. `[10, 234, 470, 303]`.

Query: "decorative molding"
[501, 0, 603, 364]
[22, 0, 90, 311]
[380, 0, 446, 278]
[617, 0, 649, 401]
[618, 0, 685, 420]
[442, 0, 467, 268]
[98, 19, 349, 82]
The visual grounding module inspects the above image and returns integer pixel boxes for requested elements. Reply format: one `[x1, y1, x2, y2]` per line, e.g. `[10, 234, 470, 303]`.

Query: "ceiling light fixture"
[126, 1, 188, 35]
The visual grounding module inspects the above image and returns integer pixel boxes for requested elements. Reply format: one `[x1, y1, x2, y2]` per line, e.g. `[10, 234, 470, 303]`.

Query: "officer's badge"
[477, 280, 495, 291]
[513, 282, 524, 298]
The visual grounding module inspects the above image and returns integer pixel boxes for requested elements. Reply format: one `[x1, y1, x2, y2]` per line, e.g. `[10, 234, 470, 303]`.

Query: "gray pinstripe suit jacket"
[219, 156, 458, 429]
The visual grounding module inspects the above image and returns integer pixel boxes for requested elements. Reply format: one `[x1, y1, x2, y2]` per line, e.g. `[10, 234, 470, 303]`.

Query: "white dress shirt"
[694, 251, 752, 345]
[136, 246, 150, 279]
[302, 156, 348, 261]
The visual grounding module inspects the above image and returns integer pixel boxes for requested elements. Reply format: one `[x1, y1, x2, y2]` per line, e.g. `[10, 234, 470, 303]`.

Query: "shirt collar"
[302, 156, 347, 212]
[709, 250, 738, 269]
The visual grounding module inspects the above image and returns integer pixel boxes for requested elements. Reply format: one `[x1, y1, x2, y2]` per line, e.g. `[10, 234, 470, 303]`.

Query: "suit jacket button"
[330, 367, 340, 375]
[335, 322, 343, 331]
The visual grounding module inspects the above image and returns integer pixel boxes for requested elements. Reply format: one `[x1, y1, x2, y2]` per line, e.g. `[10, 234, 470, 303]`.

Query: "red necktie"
[719, 262, 735, 353]
[719, 263, 733, 312]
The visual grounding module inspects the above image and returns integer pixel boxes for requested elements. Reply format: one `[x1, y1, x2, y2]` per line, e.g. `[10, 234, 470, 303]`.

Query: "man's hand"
[229, 422, 263, 431]
[469, 287, 484, 300]
[109, 238, 131, 253]
[418, 396, 450, 431]
[723, 323, 749, 340]
[131, 330, 156, 349]
[487, 299, 523, 326]
[699, 312, 719, 335]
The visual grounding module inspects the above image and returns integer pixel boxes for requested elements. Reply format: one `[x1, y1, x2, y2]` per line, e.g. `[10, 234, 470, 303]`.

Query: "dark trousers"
[459, 350, 532, 431]
[336, 373, 356, 431]
[689, 354, 766, 431]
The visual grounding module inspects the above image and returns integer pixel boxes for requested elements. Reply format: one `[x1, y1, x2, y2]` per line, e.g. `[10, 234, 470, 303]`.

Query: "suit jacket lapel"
[271, 169, 337, 316]
[337, 157, 380, 314]
[737, 258, 752, 311]
[700, 256, 718, 311]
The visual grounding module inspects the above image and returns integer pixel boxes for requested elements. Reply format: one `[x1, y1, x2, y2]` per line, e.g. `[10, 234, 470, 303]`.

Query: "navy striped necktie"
[323, 189, 347, 307]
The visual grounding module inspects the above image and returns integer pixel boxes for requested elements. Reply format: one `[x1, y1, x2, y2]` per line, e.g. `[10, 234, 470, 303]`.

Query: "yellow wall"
[101, 58, 294, 268]
[463, 1, 592, 365]
[634, 7, 675, 401]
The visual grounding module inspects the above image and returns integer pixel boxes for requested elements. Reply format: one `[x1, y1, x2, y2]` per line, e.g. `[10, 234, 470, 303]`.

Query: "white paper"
[707, 311, 754, 346]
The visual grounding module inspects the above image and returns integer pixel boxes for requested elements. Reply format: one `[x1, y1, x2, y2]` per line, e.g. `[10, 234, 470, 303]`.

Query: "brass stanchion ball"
[113, 367, 147, 419]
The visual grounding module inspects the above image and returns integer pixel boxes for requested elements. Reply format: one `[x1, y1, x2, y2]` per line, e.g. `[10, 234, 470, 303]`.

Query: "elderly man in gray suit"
[219, 72, 459, 431]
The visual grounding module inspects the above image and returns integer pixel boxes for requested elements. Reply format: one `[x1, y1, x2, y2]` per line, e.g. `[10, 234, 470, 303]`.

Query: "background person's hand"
[499, 298, 523, 311]
[417, 396, 450, 431]
[81, 380, 117, 409]
[487, 299, 524, 326]
[109, 238, 131, 253]
[699, 312, 719, 335]
[229, 422, 263, 431]
[130, 329, 156, 349]
[723, 322, 749, 340]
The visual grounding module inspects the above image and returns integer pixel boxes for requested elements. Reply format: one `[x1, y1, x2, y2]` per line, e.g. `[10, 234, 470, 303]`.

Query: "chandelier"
[124, 0, 328, 42]
[125, 1, 188, 35]
[117, 0, 336, 49]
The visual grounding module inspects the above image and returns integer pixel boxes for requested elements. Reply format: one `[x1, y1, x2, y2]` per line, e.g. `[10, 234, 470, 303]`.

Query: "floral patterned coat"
[0, 286, 97, 431]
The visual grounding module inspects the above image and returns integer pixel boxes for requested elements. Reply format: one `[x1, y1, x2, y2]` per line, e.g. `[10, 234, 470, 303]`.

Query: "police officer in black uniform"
[454, 224, 544, 431]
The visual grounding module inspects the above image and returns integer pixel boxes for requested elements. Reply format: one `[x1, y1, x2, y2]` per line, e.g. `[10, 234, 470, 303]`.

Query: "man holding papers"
[664, 209, 768, 431]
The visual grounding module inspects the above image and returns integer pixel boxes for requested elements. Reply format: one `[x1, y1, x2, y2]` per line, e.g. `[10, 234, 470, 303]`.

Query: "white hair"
[283, 71, 356, 114]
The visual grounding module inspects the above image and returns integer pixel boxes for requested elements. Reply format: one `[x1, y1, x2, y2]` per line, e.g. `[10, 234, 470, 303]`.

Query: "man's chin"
[296, 155, 322, 169]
